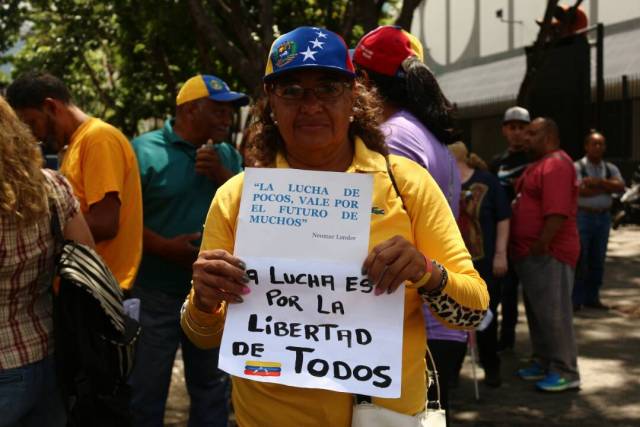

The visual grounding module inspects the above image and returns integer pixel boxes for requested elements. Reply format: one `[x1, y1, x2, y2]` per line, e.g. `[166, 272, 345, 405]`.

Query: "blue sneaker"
[517, 363, 545, 381]
[535, 372, 581, 392]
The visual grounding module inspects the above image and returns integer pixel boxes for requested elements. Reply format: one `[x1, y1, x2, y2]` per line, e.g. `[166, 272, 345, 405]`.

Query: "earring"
[270, 112, 279, 125]
[349, 115, 354, 123]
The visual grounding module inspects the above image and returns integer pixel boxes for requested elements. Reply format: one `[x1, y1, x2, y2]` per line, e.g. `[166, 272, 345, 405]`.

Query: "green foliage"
[1, 0, 412, 136]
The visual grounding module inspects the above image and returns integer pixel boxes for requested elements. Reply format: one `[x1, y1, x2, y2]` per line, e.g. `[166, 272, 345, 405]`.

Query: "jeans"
[129, 286, 229, 427]
[0, 357, 66, 427]
[573, 211, 611, 305]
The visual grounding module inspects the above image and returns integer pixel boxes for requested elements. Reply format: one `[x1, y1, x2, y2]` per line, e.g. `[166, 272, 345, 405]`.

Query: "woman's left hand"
[492, 252, 508, 278]
[362, 235, 426, 295]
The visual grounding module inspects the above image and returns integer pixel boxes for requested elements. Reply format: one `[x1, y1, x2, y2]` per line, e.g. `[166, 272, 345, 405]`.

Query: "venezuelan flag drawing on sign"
[244, 361, 282, 377]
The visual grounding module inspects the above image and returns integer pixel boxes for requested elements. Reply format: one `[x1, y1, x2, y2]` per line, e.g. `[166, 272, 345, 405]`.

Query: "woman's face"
[268, 69, 355, 165]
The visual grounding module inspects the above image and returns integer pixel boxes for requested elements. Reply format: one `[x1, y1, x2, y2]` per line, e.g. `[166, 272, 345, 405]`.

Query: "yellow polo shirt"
[60, 117, 143, 290]
[182, 138, 488, 427]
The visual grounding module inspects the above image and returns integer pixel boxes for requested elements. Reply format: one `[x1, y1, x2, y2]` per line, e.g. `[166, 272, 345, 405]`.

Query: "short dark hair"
[6, 71, 71, 109]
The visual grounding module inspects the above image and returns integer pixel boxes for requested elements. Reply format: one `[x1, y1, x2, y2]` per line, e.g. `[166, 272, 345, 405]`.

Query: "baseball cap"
[353, 25, 424, 77]
[264, 27, 355, 82]
[503, 106, 531, 123]
[176, 75, 249, 107]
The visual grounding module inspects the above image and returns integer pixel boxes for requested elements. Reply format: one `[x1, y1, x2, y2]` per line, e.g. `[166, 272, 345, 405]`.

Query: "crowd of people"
[0, 23, 626, 427]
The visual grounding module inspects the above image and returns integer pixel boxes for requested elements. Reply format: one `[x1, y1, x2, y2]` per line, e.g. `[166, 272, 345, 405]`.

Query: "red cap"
[353, 26, 424, 77]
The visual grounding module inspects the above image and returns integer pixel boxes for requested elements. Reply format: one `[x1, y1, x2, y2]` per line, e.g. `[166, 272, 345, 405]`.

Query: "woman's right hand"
[192, 249, 251, 311]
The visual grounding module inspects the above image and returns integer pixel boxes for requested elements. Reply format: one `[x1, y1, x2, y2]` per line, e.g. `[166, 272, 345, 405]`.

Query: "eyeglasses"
[271, 81, 352, 101]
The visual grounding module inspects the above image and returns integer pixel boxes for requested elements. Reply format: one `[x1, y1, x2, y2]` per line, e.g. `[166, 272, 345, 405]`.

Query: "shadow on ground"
[450, 226, 640, 426]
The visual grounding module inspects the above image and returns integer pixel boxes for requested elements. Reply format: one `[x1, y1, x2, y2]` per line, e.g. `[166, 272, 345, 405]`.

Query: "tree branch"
[213, 0, 262, 59]
[80, 52, 116, 110]
[152, 41, 177, 101]
[187, 0, 263, 95]
[341, 0, 357, 42]
[259, 0, 274, 51]
[395, 0, 422, 30]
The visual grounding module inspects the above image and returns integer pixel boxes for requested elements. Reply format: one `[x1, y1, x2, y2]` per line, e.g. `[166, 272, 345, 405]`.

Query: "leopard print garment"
[423, 292, 487, 328]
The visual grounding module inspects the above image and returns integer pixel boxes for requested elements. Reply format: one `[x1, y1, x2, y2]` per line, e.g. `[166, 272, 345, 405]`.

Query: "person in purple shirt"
[354, 26, 464, 426]
[382, 113, 460, 218]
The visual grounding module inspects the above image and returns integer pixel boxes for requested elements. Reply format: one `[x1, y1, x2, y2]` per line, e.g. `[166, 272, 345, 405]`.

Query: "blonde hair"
[448, 141, 488, 171]
[0, 95, 48, 223]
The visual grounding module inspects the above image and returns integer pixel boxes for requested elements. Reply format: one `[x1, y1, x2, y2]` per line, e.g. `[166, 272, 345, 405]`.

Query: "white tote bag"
[351, 349, 446, 427]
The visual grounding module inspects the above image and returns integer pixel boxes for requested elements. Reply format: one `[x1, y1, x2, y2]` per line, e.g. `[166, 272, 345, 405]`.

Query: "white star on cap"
[300, 46, 317, 61]
[310, 38, 325, 49]
[316, 31, 327, 39]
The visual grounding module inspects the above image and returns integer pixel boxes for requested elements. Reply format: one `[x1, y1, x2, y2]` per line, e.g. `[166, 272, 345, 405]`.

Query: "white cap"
[503, 106, 530, 123]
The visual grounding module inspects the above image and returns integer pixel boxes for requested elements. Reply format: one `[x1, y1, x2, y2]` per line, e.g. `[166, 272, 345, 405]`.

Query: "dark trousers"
[516, 256, 580, 380]
[427, 339, 467, 427]
[499, 264, 519, 348]
[476, 271, 502, 373]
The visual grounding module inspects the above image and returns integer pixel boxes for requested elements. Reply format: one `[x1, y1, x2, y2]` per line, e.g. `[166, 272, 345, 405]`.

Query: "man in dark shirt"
[490, 106, 530, 351]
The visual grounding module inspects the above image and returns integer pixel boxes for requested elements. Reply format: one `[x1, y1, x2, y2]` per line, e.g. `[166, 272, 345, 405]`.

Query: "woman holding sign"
[182, 27, 488, 427]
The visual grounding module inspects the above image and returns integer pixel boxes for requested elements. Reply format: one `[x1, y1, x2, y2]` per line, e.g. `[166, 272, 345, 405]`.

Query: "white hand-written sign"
[218, 168, 405, 398]
[219, 257, 404, 398]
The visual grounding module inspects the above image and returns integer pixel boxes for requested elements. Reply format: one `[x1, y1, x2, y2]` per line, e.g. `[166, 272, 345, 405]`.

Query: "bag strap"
[425, 346, 442, 410]
[354, 348, 442, 408]
[48, 197, 64, 258]
[385, 157, 407, 212]
[579, 158, 588, 179]
[581, 157, 613, 180]
[354, 158, 443, 409]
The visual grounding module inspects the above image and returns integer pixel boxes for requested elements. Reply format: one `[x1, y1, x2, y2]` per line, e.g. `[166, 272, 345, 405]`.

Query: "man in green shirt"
[130, 75, 247, 427]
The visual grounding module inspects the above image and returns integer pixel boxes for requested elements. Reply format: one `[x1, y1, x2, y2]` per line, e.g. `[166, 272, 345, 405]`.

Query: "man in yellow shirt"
[7, 72, 143, 290]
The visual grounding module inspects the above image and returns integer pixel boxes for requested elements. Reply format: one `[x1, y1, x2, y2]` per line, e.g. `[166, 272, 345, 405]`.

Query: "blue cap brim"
[263, 64, 356, 82]
[209, 91, 250, 107]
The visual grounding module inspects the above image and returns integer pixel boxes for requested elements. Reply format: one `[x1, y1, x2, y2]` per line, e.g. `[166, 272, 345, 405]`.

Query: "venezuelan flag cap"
[353, 25, 424, 77]
[176, 75, 249, 107]
[264, 26, 355, 82]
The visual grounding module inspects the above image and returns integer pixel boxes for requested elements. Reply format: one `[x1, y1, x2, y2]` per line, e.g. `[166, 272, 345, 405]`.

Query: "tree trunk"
[395, 0, 422, 30]
[187, 0, 264, 97]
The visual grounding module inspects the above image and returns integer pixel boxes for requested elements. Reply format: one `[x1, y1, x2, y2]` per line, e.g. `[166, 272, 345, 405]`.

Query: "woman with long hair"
[353, 27, 466, 425]
[352, 25, 460, 213]
[0, 95, 94, 426]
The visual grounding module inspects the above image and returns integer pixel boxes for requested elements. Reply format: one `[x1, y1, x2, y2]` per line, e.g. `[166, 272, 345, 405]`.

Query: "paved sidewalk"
[450, 226, 640, 426]
[164, 227, 640, 427]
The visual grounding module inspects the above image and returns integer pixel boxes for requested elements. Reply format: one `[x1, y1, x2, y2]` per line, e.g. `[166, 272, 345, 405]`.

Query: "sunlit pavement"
[452, 226, 640, 426]
[163, 226, 640, 427]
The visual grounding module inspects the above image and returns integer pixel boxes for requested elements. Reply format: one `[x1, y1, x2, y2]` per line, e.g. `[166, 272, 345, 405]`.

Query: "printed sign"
[234, 168, 374, 263]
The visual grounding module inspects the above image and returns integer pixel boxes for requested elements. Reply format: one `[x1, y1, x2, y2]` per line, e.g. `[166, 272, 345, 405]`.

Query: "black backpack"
[51, 206, 141, 427]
